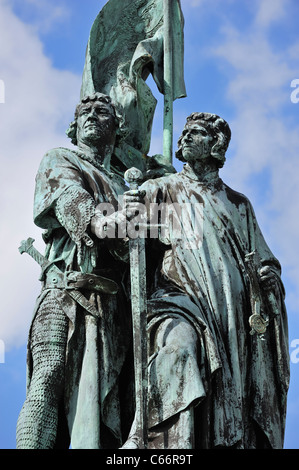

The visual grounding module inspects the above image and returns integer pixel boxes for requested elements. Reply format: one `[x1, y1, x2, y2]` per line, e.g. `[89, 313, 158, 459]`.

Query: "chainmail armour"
[16, 292, 69, 449]
[17, 185, 97, 449]
[55, 186, 96, 270]
[55, 186, 96, 244]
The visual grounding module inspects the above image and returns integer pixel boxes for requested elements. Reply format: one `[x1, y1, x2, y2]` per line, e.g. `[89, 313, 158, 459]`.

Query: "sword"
[245, 250, 269, 339]
[124, 167, 149, 449]
[19, 237, 52, 276]
[18, 237, 103, 320]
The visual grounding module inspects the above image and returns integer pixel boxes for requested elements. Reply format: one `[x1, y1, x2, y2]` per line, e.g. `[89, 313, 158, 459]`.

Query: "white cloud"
[255, 0, 288, 28]
[0, 0, 81, 349]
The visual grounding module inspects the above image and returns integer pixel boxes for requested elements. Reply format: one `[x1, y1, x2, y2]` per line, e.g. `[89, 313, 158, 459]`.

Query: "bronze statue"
[17, 0, 289, 450]
[16, 93, 133, 449]
[121, 112, 289, 449]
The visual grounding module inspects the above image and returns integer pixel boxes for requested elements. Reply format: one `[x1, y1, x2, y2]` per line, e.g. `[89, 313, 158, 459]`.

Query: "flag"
[80, 0, 186, 174]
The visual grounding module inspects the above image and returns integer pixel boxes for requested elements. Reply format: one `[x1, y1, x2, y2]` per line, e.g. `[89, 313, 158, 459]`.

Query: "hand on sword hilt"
[124, 167, 146, 221]
[124, 167, 149, 449]
[124, 167, 143, 190]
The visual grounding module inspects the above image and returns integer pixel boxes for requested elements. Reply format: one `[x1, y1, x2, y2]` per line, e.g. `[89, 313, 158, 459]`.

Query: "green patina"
[17, 0, 289, 450]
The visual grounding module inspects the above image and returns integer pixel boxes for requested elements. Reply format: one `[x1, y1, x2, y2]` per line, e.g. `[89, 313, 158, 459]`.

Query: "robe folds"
[27, 147, 132, 448]
[141, 164, 289, 449]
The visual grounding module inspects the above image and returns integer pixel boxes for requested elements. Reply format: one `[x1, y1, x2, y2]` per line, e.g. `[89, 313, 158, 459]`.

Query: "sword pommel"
[124, 167, 143, 190]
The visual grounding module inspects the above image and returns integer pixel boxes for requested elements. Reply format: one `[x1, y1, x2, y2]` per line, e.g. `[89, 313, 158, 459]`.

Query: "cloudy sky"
[0, 0, 298, 449]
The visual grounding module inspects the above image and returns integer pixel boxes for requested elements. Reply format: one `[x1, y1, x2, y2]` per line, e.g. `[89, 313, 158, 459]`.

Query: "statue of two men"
[17, 95, 289, 449]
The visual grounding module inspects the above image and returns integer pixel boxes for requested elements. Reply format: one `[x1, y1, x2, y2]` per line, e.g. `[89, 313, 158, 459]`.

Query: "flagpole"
[163, 0, 173, 165]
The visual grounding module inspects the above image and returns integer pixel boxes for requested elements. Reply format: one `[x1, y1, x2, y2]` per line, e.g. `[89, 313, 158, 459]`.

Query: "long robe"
[27, 147, 132, 448]
[141, 164, 289, 449]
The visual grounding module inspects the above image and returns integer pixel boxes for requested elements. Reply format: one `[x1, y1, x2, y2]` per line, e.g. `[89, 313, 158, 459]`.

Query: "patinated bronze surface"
[17, 0, 289, 450]
[118, 112, 289, 449]
[17, 93, 133, 449]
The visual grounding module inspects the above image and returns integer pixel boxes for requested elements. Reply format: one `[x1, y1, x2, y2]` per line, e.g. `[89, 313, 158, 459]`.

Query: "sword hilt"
[19, 237, 48, 270]
[18, 237, 35, 255]
[245, 250, 269, 338]
[124, 167, 143, 191]
[124, 167, 149, 448]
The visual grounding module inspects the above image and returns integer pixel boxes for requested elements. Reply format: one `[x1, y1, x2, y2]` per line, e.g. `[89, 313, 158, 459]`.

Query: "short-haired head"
[66, 93, 120, 146]
[176, 112, 231, 168]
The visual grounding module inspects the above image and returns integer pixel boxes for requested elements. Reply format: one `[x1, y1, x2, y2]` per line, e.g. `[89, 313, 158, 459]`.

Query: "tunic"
[27, 147, 132, 448]
[141, 164, 289, 448]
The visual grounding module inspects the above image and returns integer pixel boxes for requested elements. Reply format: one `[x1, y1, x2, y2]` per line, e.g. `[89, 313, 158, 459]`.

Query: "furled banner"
[80, 0, 186, 174]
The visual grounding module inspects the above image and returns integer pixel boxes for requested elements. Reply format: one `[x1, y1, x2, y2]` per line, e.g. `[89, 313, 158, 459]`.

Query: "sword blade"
[129, 236, 148, 449]
[125, 167, 149, 449]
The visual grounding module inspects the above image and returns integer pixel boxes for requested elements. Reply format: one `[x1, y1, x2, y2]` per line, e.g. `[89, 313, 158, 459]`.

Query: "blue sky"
[0, 0, 298, 449]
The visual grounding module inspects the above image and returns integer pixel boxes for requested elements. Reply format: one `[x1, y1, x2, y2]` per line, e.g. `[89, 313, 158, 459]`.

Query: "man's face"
[76, 100, 117, 149]
[180, 122, 214, 163]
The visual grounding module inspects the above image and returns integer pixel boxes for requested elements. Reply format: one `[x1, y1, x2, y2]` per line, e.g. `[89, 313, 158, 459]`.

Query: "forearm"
[55, 185, 96, 244]
[55, 185, 97, 270]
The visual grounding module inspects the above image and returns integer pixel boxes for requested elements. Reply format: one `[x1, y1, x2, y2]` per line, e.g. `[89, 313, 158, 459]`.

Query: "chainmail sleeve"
[55, 186, 96, 243]
[55, 185, 97, 270]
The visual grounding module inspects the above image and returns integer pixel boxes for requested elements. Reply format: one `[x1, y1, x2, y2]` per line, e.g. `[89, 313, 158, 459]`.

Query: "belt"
[44, 269, 119, 295]
[43, 268, 119, 320]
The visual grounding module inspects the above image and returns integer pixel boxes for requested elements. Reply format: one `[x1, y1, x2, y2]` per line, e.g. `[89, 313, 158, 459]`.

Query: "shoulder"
[41, 146, 79, 162]
[37, 147, 83, 174]
[221, 181, 252, 209]
[141, 172, 179, 191]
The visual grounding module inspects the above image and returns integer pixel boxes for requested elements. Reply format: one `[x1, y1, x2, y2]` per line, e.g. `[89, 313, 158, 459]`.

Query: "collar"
[74, 148, 116, 178]
[181, 164, 221, 187]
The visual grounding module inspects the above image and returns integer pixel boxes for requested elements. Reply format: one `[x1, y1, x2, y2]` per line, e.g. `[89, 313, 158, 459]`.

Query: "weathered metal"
[17, 0, 289, 451]
[124, 167, 148, 449]
[80, 0, 186, 174]
[163, 0, 174, 163]
[16, 94, 132, 449]
[134, 112, 290, 449]
[245, 250, 269, 338]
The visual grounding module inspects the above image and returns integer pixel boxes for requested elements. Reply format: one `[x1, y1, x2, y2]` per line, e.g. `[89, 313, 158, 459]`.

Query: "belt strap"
[43, 267, 119, 321]
[44, 269, 118, 294]
[66, 289, 101, 320]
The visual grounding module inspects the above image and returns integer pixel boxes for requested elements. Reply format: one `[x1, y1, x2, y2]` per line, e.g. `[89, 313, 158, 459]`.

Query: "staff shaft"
[163, 0, 174, 165]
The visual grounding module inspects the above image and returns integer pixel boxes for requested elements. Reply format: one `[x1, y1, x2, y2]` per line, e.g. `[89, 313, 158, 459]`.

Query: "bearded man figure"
[123, 112, 289, 449]
[16, 93, 133, 449]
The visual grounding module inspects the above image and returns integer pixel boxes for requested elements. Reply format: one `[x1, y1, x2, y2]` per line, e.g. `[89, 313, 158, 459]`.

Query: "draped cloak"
[27, 147, 132, 448]
[141, 165, 289, 449]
